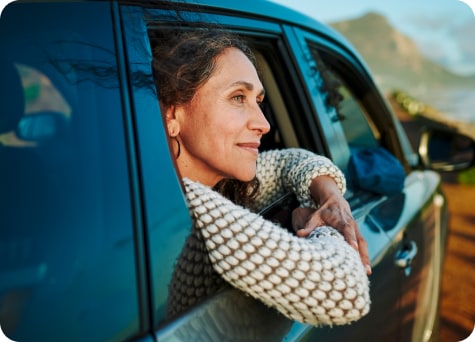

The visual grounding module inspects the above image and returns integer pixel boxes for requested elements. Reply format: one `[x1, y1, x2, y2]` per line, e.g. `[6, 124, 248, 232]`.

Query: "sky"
[269, 0, 475, 76]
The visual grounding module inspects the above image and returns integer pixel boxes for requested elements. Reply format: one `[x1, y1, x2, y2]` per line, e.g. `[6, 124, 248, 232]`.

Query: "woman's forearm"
[184, 178, 371, 326]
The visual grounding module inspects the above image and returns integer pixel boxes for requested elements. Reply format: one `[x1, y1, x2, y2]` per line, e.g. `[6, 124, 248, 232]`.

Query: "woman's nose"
[250, 105, 271, 134]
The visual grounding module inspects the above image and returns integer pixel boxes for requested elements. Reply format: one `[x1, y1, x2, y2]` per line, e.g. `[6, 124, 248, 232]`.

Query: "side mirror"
[16, 112, 69, 142]
[418, 128, 475, 172]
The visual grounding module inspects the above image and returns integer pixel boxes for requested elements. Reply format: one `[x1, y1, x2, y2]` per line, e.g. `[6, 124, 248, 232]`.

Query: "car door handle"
[394, 240, 418, 276]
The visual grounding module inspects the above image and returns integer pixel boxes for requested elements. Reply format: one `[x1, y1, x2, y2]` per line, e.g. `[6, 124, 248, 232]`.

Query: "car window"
[284, 36, 408, 205]
[307, 42, 381, 162]
[325, 74, 380, 149]
[143, 13, 313, 338]
[1, 3, 140, 341]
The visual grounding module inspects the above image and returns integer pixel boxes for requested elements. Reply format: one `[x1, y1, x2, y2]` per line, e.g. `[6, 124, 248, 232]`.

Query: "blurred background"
[270, 0, 475, 340]
[270, 0, 475, 133]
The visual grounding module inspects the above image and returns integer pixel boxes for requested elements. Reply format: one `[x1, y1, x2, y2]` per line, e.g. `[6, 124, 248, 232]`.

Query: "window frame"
[132, 6, 332, 340]
[288, 26, 413, 171]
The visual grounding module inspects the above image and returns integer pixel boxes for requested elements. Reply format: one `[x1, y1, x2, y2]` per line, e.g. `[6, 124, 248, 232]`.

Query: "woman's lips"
[237, 142, 260, 155]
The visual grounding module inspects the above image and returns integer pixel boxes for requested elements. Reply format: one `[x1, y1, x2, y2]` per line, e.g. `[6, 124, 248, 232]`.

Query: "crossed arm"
[184, 173, 370, 326]
[254, 149, 371, 274]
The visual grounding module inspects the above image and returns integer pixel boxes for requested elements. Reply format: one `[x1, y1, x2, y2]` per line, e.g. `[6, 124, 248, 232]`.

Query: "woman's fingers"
[292, 207, 318, 231]
[345, 221, 371, 275]
[356, 230, 372, 275]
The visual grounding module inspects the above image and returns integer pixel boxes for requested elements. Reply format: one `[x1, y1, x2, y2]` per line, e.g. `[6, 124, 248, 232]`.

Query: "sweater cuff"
[289, 157, 346, 207]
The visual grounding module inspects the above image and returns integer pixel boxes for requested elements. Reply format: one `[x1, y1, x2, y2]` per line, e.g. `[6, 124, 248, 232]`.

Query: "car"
[1, 1, 474, 341]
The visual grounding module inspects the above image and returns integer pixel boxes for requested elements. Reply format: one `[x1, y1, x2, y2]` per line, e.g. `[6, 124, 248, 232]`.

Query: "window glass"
[326, 75, 379, 149]
[0, 3, 139, 341]
[308, 45, 380, 149]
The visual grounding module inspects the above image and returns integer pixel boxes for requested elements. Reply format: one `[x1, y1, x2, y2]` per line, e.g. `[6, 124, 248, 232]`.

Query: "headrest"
[0, 61, 25, 134]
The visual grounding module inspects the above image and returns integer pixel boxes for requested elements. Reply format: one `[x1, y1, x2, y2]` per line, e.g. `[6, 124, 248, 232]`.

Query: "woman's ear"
[165, 106, 180, 137]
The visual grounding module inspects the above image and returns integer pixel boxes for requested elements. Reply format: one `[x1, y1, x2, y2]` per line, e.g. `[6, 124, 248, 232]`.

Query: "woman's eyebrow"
[228, 81, 265, 96]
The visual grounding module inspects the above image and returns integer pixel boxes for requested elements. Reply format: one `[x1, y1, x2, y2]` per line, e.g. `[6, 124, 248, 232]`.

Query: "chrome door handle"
[394, 240, 418, 276]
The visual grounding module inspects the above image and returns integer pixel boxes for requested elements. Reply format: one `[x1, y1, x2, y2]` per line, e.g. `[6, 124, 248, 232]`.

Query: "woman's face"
[169, 47, 270, 186]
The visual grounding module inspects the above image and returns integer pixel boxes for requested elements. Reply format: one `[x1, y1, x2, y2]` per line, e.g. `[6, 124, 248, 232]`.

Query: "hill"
[329, 12, 475, 93]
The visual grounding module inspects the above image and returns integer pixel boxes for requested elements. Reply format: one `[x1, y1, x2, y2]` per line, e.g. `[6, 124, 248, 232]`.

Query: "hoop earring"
[174, 136, 181, 159]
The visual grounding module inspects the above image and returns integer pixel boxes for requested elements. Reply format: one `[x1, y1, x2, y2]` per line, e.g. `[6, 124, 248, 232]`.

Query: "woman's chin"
[236, 172, 257, 183]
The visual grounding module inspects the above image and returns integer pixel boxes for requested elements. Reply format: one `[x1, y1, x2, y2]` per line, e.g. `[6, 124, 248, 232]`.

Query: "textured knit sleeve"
[253, 149, 346, 210]
[183, 178, 370, 326]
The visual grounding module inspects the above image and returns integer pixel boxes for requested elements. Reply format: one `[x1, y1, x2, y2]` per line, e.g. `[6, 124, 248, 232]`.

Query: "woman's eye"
[232, 95, 245, 103]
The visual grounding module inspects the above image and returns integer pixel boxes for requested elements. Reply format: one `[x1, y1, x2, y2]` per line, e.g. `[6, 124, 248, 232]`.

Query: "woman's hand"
[292, 176, 372, 275]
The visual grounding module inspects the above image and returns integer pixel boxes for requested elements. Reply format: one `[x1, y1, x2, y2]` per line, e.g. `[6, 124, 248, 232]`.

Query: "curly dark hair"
[152, 28, 260, 205]
[152, 29, 257, 107]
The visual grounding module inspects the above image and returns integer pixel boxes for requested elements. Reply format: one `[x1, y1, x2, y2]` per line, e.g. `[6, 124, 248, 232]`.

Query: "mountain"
[329, 12, 475, 93]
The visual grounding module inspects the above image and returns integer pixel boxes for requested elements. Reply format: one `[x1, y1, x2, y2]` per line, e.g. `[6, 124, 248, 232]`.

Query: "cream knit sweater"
[167, 149, 370, 326]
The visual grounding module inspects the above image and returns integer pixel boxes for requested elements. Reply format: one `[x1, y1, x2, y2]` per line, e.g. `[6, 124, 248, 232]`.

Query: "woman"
[153, 29, 370, 326]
